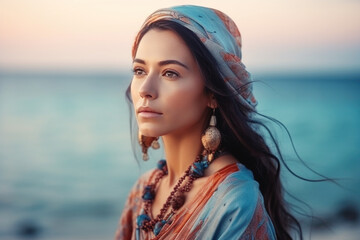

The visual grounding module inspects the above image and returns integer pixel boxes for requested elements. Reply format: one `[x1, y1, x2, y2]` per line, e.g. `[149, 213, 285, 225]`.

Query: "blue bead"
[136, 214, 150, 227]
[157, 159, 167, 174]
[190, 160, 210, 178]
[157, 159, 166, 169]
[142, 186, 154, 200]
[153, 220, 166, 236]
[190, 162, 204, 177]
[200, 160, 209, 169]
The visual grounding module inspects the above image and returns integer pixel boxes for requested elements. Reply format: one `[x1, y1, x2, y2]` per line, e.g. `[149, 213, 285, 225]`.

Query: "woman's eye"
[133, 68, 145, 75]
[164, 71, 179, 79]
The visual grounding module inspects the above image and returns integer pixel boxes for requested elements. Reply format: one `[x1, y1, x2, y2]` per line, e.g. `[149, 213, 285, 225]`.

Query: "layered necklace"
[136, 150, 222, 238]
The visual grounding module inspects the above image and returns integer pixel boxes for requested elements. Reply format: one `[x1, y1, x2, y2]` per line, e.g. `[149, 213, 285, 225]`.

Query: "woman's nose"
[138, 73, 158, 100]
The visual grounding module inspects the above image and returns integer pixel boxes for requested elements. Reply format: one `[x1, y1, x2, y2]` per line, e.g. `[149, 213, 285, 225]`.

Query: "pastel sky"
[1, 0, 359, 72]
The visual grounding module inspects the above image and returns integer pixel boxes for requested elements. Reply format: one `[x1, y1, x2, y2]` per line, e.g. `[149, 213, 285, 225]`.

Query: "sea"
[0, 70, 359, 239]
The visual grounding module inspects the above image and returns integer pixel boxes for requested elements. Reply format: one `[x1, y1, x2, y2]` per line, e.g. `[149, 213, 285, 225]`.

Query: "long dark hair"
[128, 20, 305, 240]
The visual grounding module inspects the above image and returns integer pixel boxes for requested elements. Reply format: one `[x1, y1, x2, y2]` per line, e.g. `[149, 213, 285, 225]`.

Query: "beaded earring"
[138, 132, 160, 161]
[201, 108, 221, 162]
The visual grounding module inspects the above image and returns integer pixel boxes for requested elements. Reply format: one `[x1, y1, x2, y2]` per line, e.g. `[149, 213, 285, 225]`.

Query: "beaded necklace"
[136, 151, 221, 238]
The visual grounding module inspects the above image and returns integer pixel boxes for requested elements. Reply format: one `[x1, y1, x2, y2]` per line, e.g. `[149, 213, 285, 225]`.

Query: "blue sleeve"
[192, 169, 277, 240]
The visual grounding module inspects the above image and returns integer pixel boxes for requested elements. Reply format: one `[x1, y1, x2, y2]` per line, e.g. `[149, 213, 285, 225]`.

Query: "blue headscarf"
[133, 5, 257, 109]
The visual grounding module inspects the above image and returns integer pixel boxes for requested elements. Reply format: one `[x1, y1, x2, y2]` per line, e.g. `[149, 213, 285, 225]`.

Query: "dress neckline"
[153, 162, 240, 239]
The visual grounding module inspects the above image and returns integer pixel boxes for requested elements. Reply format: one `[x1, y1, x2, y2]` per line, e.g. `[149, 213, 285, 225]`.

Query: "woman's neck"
[161, 129, 203, 187]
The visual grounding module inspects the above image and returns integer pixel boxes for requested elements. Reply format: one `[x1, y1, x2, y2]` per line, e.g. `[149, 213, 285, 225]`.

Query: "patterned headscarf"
[133, 5, 257, 109]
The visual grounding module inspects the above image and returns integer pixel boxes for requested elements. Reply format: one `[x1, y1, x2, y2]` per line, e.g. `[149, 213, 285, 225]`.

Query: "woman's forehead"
[135, 29, 196, 66]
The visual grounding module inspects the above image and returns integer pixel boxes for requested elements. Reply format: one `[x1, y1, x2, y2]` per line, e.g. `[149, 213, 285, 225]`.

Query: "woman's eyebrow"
[133, 58, 189, 70]
[133, 58, 145, 64]
[158, 60, 189, 70]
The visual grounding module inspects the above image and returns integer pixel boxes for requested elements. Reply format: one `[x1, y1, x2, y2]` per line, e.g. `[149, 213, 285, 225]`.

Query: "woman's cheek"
[163, 85, 206, 121]
[164, 86, 192, 110]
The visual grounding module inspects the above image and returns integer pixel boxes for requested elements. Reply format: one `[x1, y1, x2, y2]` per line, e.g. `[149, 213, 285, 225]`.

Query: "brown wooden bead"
[171, 193, 186, 210]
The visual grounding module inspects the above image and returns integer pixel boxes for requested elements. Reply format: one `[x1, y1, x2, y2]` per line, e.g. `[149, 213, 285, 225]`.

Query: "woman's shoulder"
[193, 163, 276, 239]
[208, 155, 259, 198]
[211, 163, 260, 211]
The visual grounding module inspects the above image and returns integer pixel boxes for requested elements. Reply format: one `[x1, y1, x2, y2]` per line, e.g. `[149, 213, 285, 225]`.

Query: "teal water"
[0, 71, 359, 239]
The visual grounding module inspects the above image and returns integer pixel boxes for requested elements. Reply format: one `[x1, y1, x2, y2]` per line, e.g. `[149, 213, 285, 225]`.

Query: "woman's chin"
[138, 127, 163, 138]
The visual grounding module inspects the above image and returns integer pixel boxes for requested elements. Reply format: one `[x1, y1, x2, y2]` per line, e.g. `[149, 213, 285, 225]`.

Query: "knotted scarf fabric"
[132, 5, 257, 109]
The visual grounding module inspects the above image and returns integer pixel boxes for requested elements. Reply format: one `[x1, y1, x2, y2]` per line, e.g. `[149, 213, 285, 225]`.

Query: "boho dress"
[115, 163, 276, 240]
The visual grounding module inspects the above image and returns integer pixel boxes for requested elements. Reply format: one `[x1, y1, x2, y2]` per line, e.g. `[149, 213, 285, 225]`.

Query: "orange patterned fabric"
[114, 163, 276, 240]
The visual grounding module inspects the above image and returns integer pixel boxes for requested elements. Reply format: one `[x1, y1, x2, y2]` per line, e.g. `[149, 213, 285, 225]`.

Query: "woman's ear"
[207, 93, 218, 109]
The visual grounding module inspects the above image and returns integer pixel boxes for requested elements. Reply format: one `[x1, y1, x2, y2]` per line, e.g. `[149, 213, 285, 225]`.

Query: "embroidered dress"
[115, 163, 276, 240]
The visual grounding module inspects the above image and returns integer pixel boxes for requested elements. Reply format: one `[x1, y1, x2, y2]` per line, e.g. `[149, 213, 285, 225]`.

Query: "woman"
[115, 5, 302, 240]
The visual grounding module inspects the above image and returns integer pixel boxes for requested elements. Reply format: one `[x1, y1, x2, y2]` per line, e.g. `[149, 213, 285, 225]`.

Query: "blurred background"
[0, 0, 359, 239]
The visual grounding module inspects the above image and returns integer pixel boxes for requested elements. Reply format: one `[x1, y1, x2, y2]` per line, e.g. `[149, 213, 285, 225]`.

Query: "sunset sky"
[1, 0, 359, 73]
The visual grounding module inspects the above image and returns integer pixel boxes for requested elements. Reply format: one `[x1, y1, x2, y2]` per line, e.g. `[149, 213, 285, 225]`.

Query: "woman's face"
[131, 29, 210, 138]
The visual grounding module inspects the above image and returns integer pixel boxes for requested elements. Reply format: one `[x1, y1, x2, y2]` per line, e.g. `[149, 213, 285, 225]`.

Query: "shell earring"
[201, 108, 221, 162]
[138, 132, 160, 161]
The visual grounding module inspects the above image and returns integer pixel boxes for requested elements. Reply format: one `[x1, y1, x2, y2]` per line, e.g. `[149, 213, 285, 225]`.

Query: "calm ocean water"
[0, 71, 359, 239]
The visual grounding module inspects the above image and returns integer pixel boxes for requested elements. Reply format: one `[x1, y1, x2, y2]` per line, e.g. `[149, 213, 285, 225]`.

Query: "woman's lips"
[137, 107, 162, 118]
[138, 112, 162, 118]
